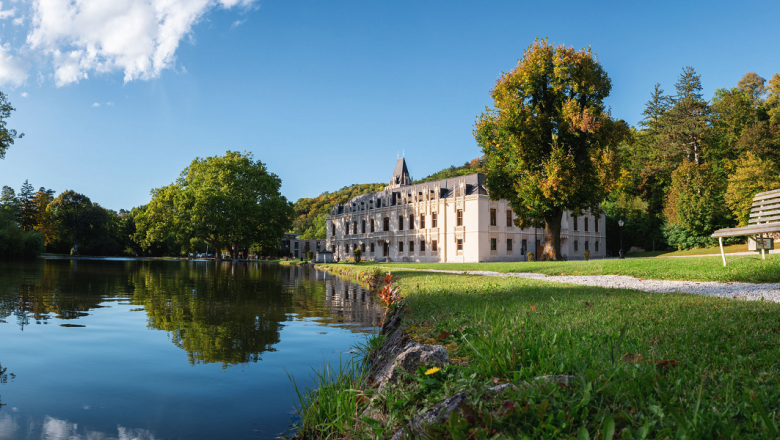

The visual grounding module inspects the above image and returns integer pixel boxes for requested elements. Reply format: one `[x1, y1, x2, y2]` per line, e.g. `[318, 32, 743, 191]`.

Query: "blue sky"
[0, 0, 778, 211]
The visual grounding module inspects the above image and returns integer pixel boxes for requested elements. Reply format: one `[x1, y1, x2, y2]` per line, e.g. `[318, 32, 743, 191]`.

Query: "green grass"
[356, 255, 780, 283]
[301, 265, 780, 439]
[627, 244, 751, 258]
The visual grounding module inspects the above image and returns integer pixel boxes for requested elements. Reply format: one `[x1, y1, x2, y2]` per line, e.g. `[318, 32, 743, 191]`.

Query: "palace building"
[325, 158, 606, 263]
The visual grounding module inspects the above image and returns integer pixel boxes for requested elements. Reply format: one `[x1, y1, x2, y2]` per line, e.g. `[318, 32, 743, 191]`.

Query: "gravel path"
[394, 268, 780, 303]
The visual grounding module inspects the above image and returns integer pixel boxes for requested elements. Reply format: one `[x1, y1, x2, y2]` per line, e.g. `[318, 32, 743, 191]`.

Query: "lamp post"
[618, 219, 624, 259]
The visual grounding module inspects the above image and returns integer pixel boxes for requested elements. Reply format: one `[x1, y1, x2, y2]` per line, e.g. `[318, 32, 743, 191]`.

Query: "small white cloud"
[0, 2, 15, 19]
[180, 65, 187, 74]
[0, 41, 29, 88]
[20, 91, 27, 97]
[92, 102, 100, 107]
[12, 15, 22, 26]
[231, 19, 245, 29]
[106, 101, 113, 106]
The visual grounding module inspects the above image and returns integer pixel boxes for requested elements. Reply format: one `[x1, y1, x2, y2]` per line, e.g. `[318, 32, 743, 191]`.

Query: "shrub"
[353, 248, 363, 263]
[0, 225, 44, 259]
[583, 249, 590, 261]
[306, 250, 314, 260]
[527, 252, 534, 262]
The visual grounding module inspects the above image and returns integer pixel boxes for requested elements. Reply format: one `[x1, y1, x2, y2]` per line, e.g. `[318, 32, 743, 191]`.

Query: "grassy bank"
[295, 265, 780, 439]
[344, 254, 780, 283]
[627, 243, 750, 258]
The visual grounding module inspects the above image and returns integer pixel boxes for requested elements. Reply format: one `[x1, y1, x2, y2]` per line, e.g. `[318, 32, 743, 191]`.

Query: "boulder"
[375, 342, 449, 387]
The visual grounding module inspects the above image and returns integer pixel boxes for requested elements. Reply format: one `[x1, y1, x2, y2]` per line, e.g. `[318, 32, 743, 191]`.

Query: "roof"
[393, 158, 409, 180]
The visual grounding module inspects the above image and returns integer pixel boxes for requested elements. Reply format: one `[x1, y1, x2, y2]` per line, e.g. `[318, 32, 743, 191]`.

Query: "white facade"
[326, 158, 606, 263]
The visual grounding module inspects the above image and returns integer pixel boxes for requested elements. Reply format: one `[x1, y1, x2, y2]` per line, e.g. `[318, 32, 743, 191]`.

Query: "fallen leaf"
[584, 301, 591, 307]
[652, 359, 682, 369]
[492, 377, 509, 384]
[437, 331, 451, 340]
[530, 305, 537, 312]
[621, 352, 643, 363]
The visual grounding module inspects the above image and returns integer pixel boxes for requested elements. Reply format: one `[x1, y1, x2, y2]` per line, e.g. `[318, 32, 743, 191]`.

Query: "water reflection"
[0, 413, 157, 440]
[0, 260, 381, 366]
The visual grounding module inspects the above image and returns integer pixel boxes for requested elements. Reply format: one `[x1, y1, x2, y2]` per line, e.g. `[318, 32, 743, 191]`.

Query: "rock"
[369, 326, 411, 377]
[485, 382, 521, 395]
[627, 246, 646, 253]
[390, 392, 466, 440]
[376, 342, 449, 387]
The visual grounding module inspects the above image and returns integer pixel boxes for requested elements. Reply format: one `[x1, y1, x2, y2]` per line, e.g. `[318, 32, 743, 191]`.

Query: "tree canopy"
[475, 39, 629, 259]
[135, 151, 293, 259]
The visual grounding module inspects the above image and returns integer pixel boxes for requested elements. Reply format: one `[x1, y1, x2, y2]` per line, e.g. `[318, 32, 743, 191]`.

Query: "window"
[457, 239, 463, 251]
[432, 212, 438, 228]
[353, 221, 357, 234]
[399, 241, 404, 252]
[370, 243, 375, 253]
[420, 240, 426, 252]
[331, 224, 335, 236]
[345, 244, 348, 253]
[521, 239, 527, 255]
[574, 240, 578, 251]
[507, 239, 513, 251]
[595, 241, 599, 252]
[409, 214, 414, 230]
[362, 220, 366, 234]
[506, 210, 512, 227]
[409, 241, 414, 252]
[432, 240, 438, 252]
[383, 242, 389, 257]
[572, 216, 578, 231]
[490, 238, 497, 251]
[361, 243, 366, 252]
[490, 209, 497, 226]
[370, 219, 375, 233]
[420, 214, 425, 229]
[585, 218, 589, 232]
[595, 219, 599, 233]
[383, 217, 389, 231]
[457, 210, 463, 226]
[536, 239, 541, 248]
[398, 216, 404, 230]
[585, 240, 589, 251]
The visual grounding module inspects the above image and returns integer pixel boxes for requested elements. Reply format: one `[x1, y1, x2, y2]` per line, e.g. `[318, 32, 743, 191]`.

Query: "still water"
[0, 259, 382, 440]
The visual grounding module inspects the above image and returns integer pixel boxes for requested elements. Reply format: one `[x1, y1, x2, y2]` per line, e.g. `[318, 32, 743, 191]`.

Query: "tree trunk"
[542, 210, 563, 260]
[73, 229, 79, 255]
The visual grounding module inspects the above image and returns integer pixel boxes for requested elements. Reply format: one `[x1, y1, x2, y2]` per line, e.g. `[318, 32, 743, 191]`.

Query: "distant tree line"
[1, 152, 295, 260]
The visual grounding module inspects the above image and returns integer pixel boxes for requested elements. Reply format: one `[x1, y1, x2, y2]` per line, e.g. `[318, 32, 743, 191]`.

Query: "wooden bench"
[711, 188, 780, 266]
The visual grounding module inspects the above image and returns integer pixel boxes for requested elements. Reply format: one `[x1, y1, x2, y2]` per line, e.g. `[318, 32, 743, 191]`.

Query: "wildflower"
[424, 367, 440, 375]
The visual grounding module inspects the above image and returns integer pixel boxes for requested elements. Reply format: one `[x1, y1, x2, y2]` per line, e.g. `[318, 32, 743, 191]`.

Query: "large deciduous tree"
[136, 151, 294, 260]
[47, 190, 97, 254]
[474, 39, 629, 260]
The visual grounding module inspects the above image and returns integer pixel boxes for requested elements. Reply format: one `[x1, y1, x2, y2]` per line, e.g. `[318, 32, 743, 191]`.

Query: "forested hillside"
[291, 183, 385, 239]
[414, 158, 485, 183]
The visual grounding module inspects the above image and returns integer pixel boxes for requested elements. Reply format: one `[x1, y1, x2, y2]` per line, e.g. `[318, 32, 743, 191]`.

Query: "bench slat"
[753, 190, 780, 202]
[755, 188, 780, 198]
[751, 198, 780, 208]
[712, 223, 780, 238]
[751, 208, 780, 218]
[749, 215, 780, 224]
[751, 203, 780, 212]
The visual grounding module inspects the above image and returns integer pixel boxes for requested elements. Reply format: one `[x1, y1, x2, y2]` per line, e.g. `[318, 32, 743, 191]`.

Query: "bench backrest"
[750, 189, 780, 226]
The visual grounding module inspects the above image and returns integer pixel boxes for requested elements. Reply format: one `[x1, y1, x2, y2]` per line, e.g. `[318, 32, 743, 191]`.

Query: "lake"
[0, 259, 382, 440]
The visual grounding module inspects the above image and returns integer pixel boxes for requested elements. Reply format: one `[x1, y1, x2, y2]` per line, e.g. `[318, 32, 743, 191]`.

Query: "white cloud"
[106, 101, 113, 106]
[12, 16, 23, 26]
[0, 42, 29, 87]
[27, 0, 257, 87]
[92, 102, 99, 107]
[231, 19, 245, 28]
[0, 2, 15, 19]
[20, 91, 27, 97]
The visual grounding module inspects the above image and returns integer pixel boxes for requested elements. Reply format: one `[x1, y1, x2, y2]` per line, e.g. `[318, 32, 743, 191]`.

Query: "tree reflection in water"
[0, 259, 382, 367]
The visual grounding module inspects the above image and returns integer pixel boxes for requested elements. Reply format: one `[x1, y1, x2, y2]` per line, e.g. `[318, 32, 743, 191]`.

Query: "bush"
[0, 225, 44, 259]
[583, 249, 590, 261]
[527, 252, 534, 262]
[353, 248, 363, 264]
[306, 250, 314, 260]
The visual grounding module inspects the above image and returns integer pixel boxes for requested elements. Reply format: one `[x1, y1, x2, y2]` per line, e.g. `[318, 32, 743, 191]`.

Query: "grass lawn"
[627, 243, 750, 258]
[339, 253, 780, 283]
[298, 266, 780, 439]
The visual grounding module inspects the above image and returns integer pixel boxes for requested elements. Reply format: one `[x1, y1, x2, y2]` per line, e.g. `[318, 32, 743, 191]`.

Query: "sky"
[0, 0, 778, 211]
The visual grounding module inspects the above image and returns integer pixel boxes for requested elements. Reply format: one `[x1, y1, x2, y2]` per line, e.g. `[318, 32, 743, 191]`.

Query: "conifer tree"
[19, 180, 37, 231]
[658, 67, 710, 165]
